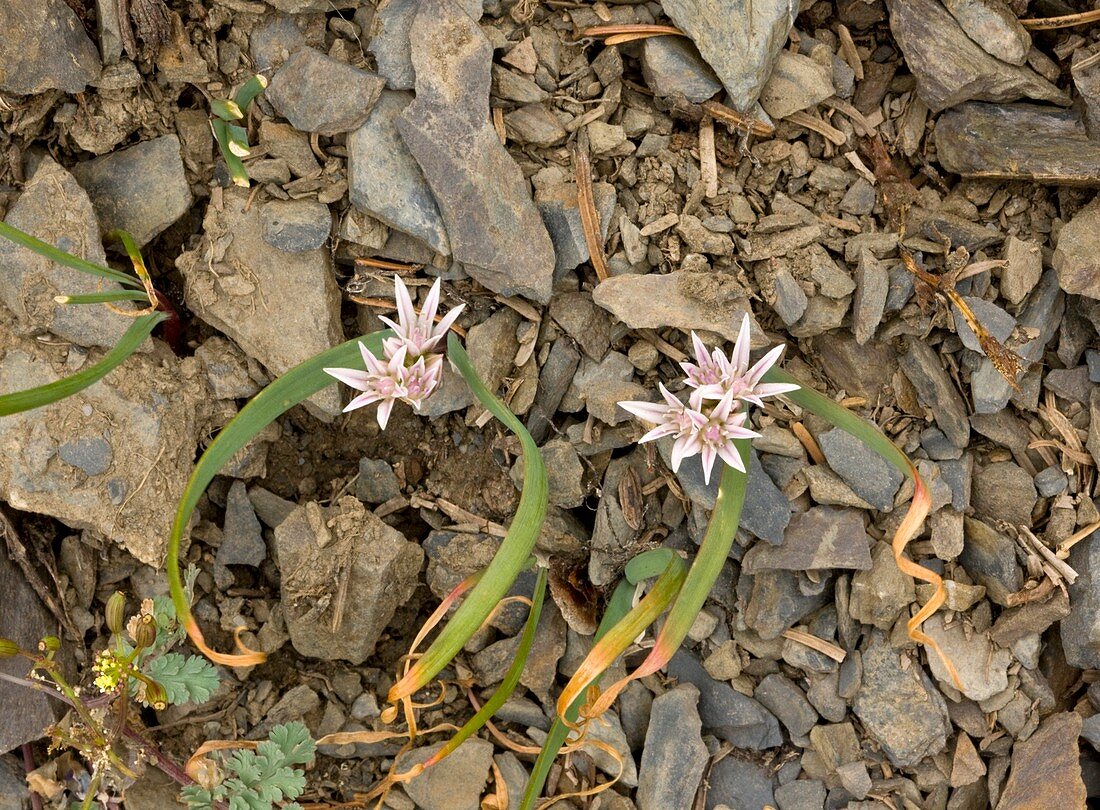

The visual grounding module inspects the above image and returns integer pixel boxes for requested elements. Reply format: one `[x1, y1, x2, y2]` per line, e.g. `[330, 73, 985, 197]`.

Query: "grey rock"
[1001, 235, 1043, 305]
[818, 428, 902, 511]
[898, 337, 970, 449]
[536, 182, 616, 276]
[789, 295, 850, 338]
[960, 517, 1022, 606]
[369, 0, 417, 90]
[574, 351, 646, 426]
[194, 337, 262, 401]
[923, 613, 1010, 701]
[398, 738, 494, 810]
[1034, 465, 1067, 497]
[398, 0, 555, 303]
[274, 497, 422, 663]
[836, 762, 872, 800]
[72, 135, 192, 247]
[0, 158, 131, 349]
[972, 461, 1036, 525]
[743, 569, 833, 639]
[248, 487, 296, 529]
[852, 249, 889, 344]
[218, 480, 266, 567]
[503, 104, 566, 147]
[176, 190, 344, 420]
[708, 757, 777, 809]
[580, 710, 638, 786]
[742, 506, 872, 573]
[936, 102, 1100, 186]
[58, 437, 113, 477]
[1089, 349, 1100, 383]
[1062, 528, 1100, 668]
[510, 439, 586, 509]
[952, 295, 1015, 355]
[249, 14, 310, 73]
[772, 265, 808, 326]
[853, 634, 950, 767]
[267, 47, 385, 135]
[527, 338, 579, 443]
[942, 0, 1031, 66]
[639, 36, 722, 102]
[815, 331, 898, 401]
[549, 292, 611, 360]
[260, 199, 331, 252]
[356, 458, 401, 504]
[774, 779, 826, 810]
[1054, 197, 1100, 300]
[1045, 365, 1091, 404]
[886, 0, 1068, 112]
[659, 0, 797, 111]
[0, 0, 101, 94]
[0, 310, 207, 566]
[593, 271, 764, 344]
[668, 650, 783, 749]
[348, 91, 450, 256]
[492, 65, 549, 104]
[921, 427, 962, 461]
[849, 541, 915, 630]
[759, 50, 835, 120]
[840, 177, 876, 215]
[754, 674, 818, 738]
[1074, 44, 1100, 139]
[0, 552, 68, 753]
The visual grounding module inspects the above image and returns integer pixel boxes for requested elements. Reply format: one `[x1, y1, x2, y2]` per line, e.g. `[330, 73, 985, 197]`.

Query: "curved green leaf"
[388, 333, 549, 701]
[0, 312, 165, 416]
[0, 220, 143, 288]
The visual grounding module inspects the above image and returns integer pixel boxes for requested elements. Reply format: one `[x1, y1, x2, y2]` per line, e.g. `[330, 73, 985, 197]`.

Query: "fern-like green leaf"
[141, 652, 220, 705]
[265, 721, 316, 767]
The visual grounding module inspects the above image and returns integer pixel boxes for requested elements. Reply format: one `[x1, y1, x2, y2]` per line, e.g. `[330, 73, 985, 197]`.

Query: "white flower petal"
[324, 366, 371, 391]
[376, 398, 396, 430]
[731, 314, 752, 374]
[746, 344, 786, 386]
[420, 277, 442, 334]
[619, 399, 668, 422]
[700, 445, 717, 484]
[393, 275, 416, 336]
[344, 390, 381, 412]
[717, 442, 746, 473]
[638, 424, 679, 443]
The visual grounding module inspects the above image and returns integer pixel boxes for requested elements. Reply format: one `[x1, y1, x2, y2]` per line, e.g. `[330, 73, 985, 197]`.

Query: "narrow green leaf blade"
[232, 75, 268, 112]
[0, 220, 144, 288]
[167, 332, 389, 659]
[211, 118, 250, 188]
[388, 333, 549, 700]
[55, 290, 152, 305]
[0, 312, 164, 416]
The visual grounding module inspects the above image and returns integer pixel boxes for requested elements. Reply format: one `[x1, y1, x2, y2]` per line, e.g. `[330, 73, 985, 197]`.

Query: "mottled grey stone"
[754, 674, 818, 738]
[58, 437, 113, 476]
[72, 135, 192, 247]
[536, 182, 616, 276]
[369, 0, 417, 90]
[951, 296, 1015, 354]
[972, 461, 1036, 526]
[398, 738, 493, 810]
[267, 47, 385, 135]
[1062, 528, 1100, 669]
[742, 506, 872, 573]
[260, 199, 331, 252]
[708, 757, 777, 809]
[898, 337, 970, 448]
[0, 0, 101, 94]
[942, 0, 1030, 66]
[636, 685, 708, 810]
[818, 428, 903, 511]
[218, 480, 266, 567]
[959, 517, 1022, 606]
[1034, 465, 1068, 497]
[348, 91, 450, 255]
[639, 36, 722, 103]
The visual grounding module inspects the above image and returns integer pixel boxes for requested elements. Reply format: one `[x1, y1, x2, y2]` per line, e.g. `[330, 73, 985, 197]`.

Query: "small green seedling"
[210, 74, 268, 187]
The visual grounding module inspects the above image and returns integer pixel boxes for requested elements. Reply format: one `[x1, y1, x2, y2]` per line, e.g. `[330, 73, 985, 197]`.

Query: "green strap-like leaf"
[0, 220, 144, 289]
[520, 548, 682, 810]
[232, 75, 268, 112]
[0, 312, 165, 416]
[387, 333, 549, 701]
[167, 332, 389, 650]
[55, 290, 153, 305]
[417, 567, 548, 773]
[211, 118, 250, 188]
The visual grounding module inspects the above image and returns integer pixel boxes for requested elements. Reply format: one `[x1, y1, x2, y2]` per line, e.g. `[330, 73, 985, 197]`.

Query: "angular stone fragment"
[853, 634, 950, 767]
[1073, 45, 1100, 139]
[886, 0, 1068, 112]
[659, 0, 797, 111]
[536, 182, 616, 275]
[0, 159, 131, 349]
[72, 135, 193, 247]
[849, 542, 914, 630]
[274, 497, 423, 663]
[960, 517, 1022, 606]
[0, 309, 208, 565]
[1062, 528, 1100, 668]
[818, 428, 902, 511]
[996, 713, 1085, 810]
[942, 0, 1030, 66]
[267, 48, 385, 135]
[369, 0, 418, 90]
[935, 103, 1100, 186]
[636, 685, 708, 810]
[851, 250, 888, 345]
[398, 0, 555, 303]
[0, 0, 101, 94]
[503, 104, 566, 147]
[175, 190, 344, 419]
[742, 506, 872, 573]
[898, 337, 970, 449]
[398, 738, 494, 810]
[640, 36, 722, 102]
[759, 50, 834, 119]
[592, 271, 764, 345]
[1000, 236, 1042, 305]
[971, 461, 1036, 525]
[348, 91, 450, 255]
[923, 614, 1009, 701]
[1054, 197, 1100, 299]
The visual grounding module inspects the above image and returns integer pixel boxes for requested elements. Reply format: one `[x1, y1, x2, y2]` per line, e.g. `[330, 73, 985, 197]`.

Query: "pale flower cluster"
[619, 316, 799, 484]
[325, 276, 464, 428]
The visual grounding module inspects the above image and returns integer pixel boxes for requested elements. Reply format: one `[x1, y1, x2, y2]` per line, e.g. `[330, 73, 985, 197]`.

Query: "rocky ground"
[1, 0, 1100, 808]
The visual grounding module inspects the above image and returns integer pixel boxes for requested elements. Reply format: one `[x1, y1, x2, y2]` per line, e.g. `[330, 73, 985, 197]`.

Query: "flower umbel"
[324, 276, 464, 428]
[619, 315, 798, 484]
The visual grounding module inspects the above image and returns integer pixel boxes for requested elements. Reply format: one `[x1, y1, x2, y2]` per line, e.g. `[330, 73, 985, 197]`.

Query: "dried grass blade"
[573, 149, 609, 282]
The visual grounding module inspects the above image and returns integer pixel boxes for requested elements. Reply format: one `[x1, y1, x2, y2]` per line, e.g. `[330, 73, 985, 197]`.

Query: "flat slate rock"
[72, 135, 193, 247]
[593, 271, 766, 345]
[818, 427, 903, 511]
[398, 0, 555, 303]
[175, 190, 345, 420]
[659, 0, 797, 112]
[0, 158, 132, 350]
[742, 506, 873, 573]
[348, 91, 450, 256]
[886, 0, 1068, 112]
[640, 36, 722, 103]
[267, 47, 385, 136]
[997, 713, 1086, 810]
[636, 685, 708, 810]
[936, 102, 1100, 186]
[942, 0, 1030, 66]
[0, 0, 101, 94]
[1054, 197, 1100, 299]
[1062, 528, 1100, 668]
[369, 0, 418, 90]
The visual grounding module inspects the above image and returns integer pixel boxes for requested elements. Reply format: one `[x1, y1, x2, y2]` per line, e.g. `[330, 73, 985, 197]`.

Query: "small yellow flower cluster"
[92, 650, 125, 693]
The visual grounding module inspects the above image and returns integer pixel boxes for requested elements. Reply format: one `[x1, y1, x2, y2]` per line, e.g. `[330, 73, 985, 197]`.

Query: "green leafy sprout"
[211, 74, 268, 187]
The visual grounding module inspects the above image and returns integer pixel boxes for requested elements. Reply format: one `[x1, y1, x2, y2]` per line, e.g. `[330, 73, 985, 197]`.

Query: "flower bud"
[131, 615, 156, 649]
[105, 592, 126, 635]
[38, 636, 60, 653]
[143, 680, 168, 710]
[0, 638, 20, 658]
